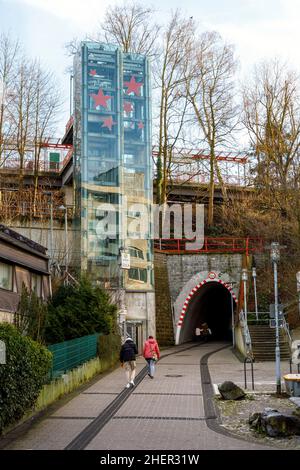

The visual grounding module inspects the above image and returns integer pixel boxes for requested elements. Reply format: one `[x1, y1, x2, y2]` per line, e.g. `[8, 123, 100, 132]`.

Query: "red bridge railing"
[154, 237, 264, 255]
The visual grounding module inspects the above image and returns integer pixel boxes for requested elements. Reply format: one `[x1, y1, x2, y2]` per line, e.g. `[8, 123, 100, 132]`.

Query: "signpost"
[269, 304, 284, 327]
[269, 319, 283, 328]
[119, 250, 130, 339]
[121, 251, 130, 270]
[269, 303, 283, 318]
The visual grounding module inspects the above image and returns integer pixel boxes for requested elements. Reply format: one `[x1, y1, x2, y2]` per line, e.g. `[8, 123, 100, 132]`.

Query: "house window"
[128, 267, 147, 283]
[139, 269, 147, 283]
[0, 262, 13, 290]
[129, 247, 144, 259]
[31, 273, 42, 297]
[15, 266, 30, 292]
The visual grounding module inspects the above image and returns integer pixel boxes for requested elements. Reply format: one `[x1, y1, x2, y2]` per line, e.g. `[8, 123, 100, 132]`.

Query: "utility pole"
[296, 272, 300, 319]
[241, 268, 251, 353]
[43, 191, 53, 267]
[242, 268, 248, 325]
[270, 242, 281, 394]
[118, 248, 130, 340]
[229, 281, 237, 348]
[49, 193, 53, 266]
[231, 291, 235, 347]
[59, 205, 68, 278]
[252, 267, 258, 321]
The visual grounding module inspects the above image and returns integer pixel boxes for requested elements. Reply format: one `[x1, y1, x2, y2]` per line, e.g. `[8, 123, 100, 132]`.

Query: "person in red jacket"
[143, 335, 160, 378]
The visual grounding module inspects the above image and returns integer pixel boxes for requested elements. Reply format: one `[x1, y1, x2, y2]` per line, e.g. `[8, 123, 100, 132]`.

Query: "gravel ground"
[215, 393, 300, 449]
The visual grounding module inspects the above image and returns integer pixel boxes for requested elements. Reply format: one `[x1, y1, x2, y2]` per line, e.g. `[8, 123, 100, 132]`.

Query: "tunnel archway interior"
[180, 282, 235, 343]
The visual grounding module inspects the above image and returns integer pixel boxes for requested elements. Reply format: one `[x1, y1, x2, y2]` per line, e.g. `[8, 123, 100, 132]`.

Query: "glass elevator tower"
[73, 42, 154, 341]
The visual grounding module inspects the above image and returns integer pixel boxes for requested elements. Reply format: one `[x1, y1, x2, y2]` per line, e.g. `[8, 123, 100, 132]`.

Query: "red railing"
[152, 146, 249, 163]
[65, 115, 74, 134]
[154, 237, 264, 255]
[166, 173, 249, 187]
[61, 148, 74, 170]
[0, 149, 73, 175]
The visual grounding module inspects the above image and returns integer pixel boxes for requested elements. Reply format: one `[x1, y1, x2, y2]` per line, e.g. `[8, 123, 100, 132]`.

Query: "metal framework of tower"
[152, 146, 251, 187]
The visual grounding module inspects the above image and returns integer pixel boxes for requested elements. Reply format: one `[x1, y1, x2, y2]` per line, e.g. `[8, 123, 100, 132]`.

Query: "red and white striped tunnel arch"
[177, 278, 238, 327]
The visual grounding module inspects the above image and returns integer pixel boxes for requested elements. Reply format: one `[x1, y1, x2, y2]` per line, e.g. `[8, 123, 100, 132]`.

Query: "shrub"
[0, 323, 52, 434]
[98, 332, 121, 364]
[44, 277, 117, 344]
[14, 285, 47, 343]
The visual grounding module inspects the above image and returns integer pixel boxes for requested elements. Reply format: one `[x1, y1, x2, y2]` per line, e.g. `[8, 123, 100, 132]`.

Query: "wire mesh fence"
[48, 333, 101, 379]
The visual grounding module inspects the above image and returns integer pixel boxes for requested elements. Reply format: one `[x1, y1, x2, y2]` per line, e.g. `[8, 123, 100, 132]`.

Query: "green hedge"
[45, 277, 117, 344]
[98, 333, 121, 365]
[0, 323, 52, 434]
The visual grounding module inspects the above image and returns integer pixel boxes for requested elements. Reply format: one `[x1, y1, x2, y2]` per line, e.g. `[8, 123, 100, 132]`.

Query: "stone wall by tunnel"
[166, 253, 243, 305]
[163, 253, 242, 344]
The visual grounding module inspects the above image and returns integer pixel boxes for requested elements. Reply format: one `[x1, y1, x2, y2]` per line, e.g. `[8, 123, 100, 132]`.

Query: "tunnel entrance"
[179, 281, 235, 343]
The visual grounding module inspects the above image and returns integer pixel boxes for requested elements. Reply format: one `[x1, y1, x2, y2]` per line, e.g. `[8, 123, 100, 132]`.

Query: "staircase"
[249, 324, 291, 361]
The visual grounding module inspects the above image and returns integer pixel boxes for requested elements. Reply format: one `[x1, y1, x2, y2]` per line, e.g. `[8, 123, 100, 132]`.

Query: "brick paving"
[2, 342, 285, 450]
[7, 418, 93, 450]
[209, 346, 292, 392]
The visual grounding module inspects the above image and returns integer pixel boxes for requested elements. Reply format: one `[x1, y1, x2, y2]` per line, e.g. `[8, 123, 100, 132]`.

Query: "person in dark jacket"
[120, 336, 138, 388]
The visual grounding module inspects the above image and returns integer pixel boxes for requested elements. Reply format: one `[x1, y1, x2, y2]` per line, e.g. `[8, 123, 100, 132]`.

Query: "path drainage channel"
[165, 374, 183, 377]
[65, 343, 201, 450]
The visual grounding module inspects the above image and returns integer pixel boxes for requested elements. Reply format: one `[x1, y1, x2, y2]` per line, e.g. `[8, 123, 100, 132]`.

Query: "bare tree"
[154, 11, 195, 204]
[7, 58, 61, 197]
[243, 60, 300, 195]
[0, 33, 20, 167]
[185, 31, 239, 226]
[97, 0, 160, 55]
[31, 62, 62, 208]
[9, 59, 36, 189]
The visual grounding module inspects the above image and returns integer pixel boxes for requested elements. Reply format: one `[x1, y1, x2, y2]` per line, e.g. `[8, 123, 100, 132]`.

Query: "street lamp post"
[229, 281, 237, 348]
[242, 268, 248, 324]
[296, 272, 300, 319]
[241, 268, 250, 352]
[252, 267, 258, 321]
[118, 248, 129, 340]
[59, 205, 68, 277]
[231, 287, 235, 348]
[271, 242, 281, 394]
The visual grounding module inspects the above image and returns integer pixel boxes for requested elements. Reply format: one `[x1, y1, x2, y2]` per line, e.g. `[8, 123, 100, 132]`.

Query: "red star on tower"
[90, 88, 111, 109]
[90, 69, 97, 76]
[101, 116, 115, 131]
[124, 76, 143, 96]
[137, 121, 144, 129]
[124, 101, 133, 113]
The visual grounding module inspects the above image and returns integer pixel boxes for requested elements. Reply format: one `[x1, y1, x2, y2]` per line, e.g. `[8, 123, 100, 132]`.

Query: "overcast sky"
[1, 0, 300, 135]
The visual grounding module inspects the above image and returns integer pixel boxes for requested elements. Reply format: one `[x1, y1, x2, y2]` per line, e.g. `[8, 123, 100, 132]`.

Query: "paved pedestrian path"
[2, 341, 290, 450]
[209, 347, 292, 393]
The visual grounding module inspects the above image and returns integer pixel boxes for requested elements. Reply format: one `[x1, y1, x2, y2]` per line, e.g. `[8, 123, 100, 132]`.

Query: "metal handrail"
[282, 315, 292, 347]
[244, 356, 255, 390]
[154, 237, 264, 254]
[247, 319, 269, 324]
[247, 311, 270, 315]
[247, 312, 269, 324]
